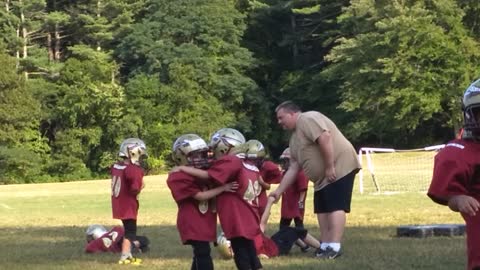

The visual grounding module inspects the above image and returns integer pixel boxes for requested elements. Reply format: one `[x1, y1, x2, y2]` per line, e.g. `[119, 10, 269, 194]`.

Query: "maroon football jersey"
[428, 139, 480, 269]
[167, 171, 217, 243]
[253, 233, 279, 258]
[208, 155, 261, 240]
[281, 170, 308, 219]
[85, 226, 124, 253]
[111, 162, 144, 220]
[257, 161, 283, 216]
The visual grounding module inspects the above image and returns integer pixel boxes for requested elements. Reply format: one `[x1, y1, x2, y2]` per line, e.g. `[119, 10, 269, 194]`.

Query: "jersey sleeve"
[428, 150, 468, 205]
[207, 155, 241, 185]
[125, 165, 144, 195]
[261, 161, 282, 184]
[296, 170, 309, 191]
[167, 172, 202, 202]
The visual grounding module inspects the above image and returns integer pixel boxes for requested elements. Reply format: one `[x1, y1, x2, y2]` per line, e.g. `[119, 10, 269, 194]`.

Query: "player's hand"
[268, 190, 281, 203]
[298, 201, 304, 209]
[224, 182, 239, 192]
[448, 195, 480, 216]
[325, 166, 336, 183]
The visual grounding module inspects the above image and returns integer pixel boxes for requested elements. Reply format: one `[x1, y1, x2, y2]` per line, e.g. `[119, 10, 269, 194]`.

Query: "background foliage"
[1, 0, 479, 183]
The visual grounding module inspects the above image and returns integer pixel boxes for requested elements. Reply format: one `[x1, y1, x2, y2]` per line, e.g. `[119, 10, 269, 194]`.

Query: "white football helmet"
[86, 224, 107, 243]
[216, 232, 233, 260]
[172, 134, 212, 168]
[279, 147, 290, 171]
[209, 128, 245, 159]
[119, 138, 147, 165]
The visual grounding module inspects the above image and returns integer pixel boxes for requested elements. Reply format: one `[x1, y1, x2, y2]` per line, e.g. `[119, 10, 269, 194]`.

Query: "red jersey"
[208, 155, 261, 240]
[253, 233, 278, 258]
[111, 162, 144, 220]
[428, 139, 480, 270]
[85, 226, 124, 253]
[167, 171, 217, 243]
[281, 170, 308, 219]
[258, 161, 282, 216]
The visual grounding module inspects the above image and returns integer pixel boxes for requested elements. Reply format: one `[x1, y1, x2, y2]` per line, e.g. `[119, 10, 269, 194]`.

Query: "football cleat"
[118, 257, 142, 265]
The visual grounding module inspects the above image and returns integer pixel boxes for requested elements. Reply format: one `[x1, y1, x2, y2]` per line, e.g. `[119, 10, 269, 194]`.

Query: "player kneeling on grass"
[85, 225, 150, 254]
[111, 138, 147, 265]
[172, 128, 263, 270]
[167, 134, 239, 270]
[253, 196, 320, 258]
[428, 79, 480, 270]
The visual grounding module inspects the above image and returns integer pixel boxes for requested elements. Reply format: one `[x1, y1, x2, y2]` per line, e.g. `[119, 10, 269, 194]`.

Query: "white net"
[357, 145, 445, 194]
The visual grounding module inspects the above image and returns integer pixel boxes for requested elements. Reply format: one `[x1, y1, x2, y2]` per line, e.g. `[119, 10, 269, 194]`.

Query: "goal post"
[357, 145, 445, 194]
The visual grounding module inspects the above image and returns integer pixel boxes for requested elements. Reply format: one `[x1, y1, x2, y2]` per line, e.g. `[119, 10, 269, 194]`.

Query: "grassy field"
[0, 174, 466, 270]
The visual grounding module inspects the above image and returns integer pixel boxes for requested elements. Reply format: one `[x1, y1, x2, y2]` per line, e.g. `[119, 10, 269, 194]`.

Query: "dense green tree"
[322, 0, 480, 146]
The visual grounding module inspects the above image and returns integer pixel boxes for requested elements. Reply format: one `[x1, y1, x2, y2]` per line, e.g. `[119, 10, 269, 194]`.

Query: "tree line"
[1, 0, 479, 184]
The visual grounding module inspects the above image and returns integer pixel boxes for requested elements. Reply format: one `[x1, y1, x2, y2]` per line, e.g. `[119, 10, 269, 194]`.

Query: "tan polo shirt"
[289, 111, 361, 191]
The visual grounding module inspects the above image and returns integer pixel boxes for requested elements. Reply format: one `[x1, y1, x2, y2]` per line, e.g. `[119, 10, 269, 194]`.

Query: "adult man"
[270, 101, 361, 259]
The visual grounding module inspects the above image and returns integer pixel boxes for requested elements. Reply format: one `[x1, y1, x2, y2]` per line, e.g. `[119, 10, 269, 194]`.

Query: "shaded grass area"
[0, 175, 465, 269]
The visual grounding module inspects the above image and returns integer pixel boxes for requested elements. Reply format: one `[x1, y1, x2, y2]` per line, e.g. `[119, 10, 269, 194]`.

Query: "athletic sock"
[329, 243, 341, 252]
[320, 243, 330, 250]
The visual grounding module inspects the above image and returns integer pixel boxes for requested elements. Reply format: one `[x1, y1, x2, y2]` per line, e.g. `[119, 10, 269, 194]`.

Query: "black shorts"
[271, 227, 308, 255]
[314, 170, 356, 213]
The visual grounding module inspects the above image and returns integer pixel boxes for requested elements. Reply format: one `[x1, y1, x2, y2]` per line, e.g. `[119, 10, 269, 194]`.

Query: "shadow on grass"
[2, 225, 466, 270]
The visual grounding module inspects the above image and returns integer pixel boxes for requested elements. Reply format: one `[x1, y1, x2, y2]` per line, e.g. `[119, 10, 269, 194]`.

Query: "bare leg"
[302, 233, 320, 249]
[317, 213, 329, 242]
[328, 210, 346, 242]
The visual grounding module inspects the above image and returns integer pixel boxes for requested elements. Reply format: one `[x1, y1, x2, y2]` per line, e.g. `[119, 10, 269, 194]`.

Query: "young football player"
[111, 138, 147, 265]
[241, 140, 282, 218]
[84, 224, 149, 254]
[254, 197, 320, 258]
[167, 134, 238, 270]
[172, 128, 263, 270]
[428, 79, 480, 270]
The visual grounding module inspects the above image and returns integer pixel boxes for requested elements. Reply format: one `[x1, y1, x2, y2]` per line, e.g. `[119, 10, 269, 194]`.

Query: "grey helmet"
[86, 224, 107, 243]
[119, 138, 147, 165]
[209, 128, 245, 159]
[172, 134, 211, 168]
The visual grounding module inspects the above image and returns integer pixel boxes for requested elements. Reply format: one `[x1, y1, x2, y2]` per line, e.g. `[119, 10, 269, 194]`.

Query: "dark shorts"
[271, 227, 308, 255]
[314, 170, 356, 213]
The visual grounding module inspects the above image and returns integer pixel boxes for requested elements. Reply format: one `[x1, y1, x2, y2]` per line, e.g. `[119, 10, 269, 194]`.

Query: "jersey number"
[111, 176, 121, 198]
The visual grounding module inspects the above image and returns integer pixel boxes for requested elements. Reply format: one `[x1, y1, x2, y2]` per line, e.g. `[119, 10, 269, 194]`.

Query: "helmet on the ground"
[172, 134, 211, 168]
[463, 78, 480, 138]
[209, 128, 245, 159]
[216, 232, 233, 260]
[86, 224, 107, 243]
[119, 138, 147, 165]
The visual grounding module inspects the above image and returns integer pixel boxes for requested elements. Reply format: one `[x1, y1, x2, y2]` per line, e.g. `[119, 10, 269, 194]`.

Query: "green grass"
[0, 175, 465, 269]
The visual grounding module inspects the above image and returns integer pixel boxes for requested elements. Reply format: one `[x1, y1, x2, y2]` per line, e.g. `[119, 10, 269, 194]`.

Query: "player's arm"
[298, 191, 306, 209]
[316, 130, 336, 182]
[193, 182, 239, 201]
[258, 176, 270, 190]
[260, 196, 276, 232]
[173, 165, 210, 180]
[269, 159, 299, 201]
[448, 195, 480, 216]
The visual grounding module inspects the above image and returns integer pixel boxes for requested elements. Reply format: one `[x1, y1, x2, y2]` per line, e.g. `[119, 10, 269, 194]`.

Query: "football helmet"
[279, 148, 290, 171]
[119, 138, 147, 165]
[172, 134, 212, 168]
[463, 78, 480, 138]
[216, 232, 233, 260]
[209, 128, 246, 159]
[86, 224, 107, 243]
[235, 139, 266, 168]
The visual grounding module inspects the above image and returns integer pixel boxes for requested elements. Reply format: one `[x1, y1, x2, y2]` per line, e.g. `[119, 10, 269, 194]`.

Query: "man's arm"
[316, 131, 336, 182]
[260, 196, 276, 232]
[269, 159, 300, 201]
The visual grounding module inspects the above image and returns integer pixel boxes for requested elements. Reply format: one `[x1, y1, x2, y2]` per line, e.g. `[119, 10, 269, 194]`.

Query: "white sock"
[120, 253, 132, 260]
[320, 243, 330, 250]
[329, 243, 341, 252]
